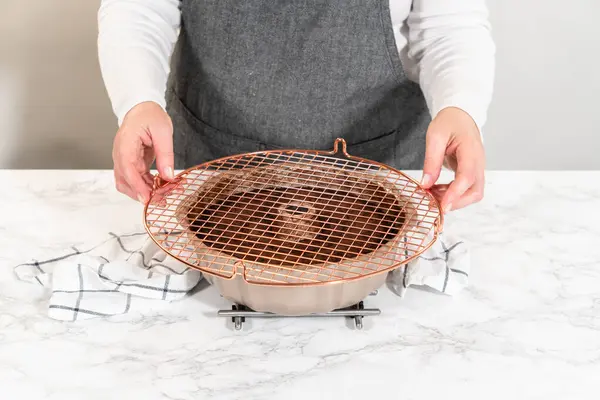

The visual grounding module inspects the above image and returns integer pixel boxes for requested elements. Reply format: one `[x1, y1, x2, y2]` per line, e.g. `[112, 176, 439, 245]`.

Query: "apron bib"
[166, 0, 430, 169]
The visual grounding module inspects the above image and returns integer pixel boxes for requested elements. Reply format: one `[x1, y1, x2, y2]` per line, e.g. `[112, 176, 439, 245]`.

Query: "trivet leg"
[354, 316, 363, 329]
[231, 305, 245, 330]
[234, 317, 243, 330]
[354, 301, 365, 329]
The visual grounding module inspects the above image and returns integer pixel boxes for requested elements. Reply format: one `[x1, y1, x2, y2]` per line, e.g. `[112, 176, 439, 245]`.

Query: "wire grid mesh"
[144, 140, 442, 285]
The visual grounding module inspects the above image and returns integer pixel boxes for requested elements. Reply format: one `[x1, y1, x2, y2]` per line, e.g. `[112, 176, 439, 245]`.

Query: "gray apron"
[166, 0, 430, 170]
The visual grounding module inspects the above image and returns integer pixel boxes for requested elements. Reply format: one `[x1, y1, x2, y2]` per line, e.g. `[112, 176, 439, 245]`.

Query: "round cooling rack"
[144, 138, 443, 286]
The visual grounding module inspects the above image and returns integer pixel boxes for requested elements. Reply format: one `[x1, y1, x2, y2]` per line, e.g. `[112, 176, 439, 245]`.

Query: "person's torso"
[167, 0, 429, 169]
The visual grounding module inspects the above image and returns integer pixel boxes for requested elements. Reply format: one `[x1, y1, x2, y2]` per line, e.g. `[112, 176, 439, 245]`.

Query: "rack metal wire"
[144, 138, 442, 286]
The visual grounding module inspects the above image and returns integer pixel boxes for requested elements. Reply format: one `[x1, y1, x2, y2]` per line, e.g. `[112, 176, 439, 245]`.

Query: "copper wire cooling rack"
[144, 138, 443, 286]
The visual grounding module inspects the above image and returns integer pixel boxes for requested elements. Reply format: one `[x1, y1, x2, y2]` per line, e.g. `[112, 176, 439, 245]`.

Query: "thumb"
[151, 118, 175, 180]
[421, 124, 448, 189]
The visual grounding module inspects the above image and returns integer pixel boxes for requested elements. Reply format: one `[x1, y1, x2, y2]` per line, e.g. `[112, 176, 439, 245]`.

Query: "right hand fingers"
[152, 118, 175, 181]
[124, 164, 153, 203]
[113, 136, 152, 203]
[114, 171, 139, 202]
[112, 102, 174, 203]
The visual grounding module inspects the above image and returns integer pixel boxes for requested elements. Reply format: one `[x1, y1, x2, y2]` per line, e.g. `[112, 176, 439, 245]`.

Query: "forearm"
[408, 0, 495, 133]
[97, 0, 181, 125]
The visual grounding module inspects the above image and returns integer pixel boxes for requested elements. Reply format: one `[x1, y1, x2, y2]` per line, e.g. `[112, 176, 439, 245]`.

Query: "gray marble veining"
[1, 170, 600, 399]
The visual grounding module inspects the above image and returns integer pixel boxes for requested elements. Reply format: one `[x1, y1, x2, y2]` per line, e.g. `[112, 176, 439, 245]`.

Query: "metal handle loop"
[151, 174, 168, 195]
[331, 137, 350, 158]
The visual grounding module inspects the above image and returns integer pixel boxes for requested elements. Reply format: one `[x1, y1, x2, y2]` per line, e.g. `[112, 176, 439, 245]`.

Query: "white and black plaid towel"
[388, 232, 470, 297]
[14, 232, 203, 321]
[14, 231, 468, 321]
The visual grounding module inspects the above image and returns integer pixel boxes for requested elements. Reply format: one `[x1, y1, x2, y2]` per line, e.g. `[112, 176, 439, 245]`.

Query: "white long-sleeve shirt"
[97, 0, 495, 133]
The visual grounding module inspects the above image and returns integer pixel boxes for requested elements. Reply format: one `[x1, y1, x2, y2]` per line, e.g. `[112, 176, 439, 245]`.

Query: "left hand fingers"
[440, 143, 484, 212]
[429, 183, 449, 204]
[448, 181, 484, 211]
[429, 171, 484, 213]
[429, 182, 483, 212]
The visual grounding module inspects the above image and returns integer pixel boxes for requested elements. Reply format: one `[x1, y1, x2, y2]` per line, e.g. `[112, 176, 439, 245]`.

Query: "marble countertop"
[1, 170, 599, 400]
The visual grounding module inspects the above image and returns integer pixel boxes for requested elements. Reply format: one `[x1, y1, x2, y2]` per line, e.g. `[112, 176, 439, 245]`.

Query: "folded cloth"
[14, 230, 469, 321]
[14, 232, 203, 321]
[388, 232, 470, 297]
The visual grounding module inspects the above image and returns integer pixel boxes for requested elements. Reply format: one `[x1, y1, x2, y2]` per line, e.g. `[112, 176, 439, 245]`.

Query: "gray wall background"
[1, 0, 598, 170]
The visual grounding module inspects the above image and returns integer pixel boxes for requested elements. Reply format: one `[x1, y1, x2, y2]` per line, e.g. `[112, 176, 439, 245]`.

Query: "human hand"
[112, 101, 175, 203]
[420, 107, 485, 213]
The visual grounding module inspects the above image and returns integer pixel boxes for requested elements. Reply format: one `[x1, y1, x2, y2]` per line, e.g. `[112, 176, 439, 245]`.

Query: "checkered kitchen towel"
[14, 232, 203, 321]
[388, 233, 470, 297]
[14, 231, 468, 321]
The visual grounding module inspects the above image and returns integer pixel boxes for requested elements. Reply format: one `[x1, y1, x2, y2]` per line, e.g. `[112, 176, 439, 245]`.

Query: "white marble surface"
[1, 170, 600, 400]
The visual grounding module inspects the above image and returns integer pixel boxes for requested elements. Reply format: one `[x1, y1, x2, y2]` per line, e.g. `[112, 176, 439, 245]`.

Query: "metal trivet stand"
[218, 291, 381, 330]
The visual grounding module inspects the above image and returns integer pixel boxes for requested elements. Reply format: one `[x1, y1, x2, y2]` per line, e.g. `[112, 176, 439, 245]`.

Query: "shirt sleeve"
[97, 0, 181, 126]
[406, 0, 496, 133]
